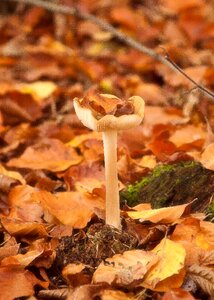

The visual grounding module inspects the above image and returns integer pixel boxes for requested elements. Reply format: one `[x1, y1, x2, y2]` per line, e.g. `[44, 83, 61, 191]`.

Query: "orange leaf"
[93, 249, 158, 286]
[37, 190, 104, 228]
[162, 288, 196, 300]
[7, 138, 82, 172]
[0, 266, 42, 300]
[127, 203, 190, 223]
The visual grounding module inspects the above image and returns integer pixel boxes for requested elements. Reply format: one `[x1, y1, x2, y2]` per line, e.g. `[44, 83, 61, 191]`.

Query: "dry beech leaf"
[93, 249, 158, 286]
[0, 266, 43, 300]
[162, 288, 196, 300]
[200, 143, 214, 170]
[62, 263, 90, 287]
[17, 81, 57, 102]
[7, 138, 82, 172]
[161, 0, 204, 13]
[67, 132, 102, 148]
[8, 185, 44, 222]
[171, 217, 214, 254]
[67, 284, 105, 300]
[1, 249, 43, 268]
[0, 165, 25, 184]
[1, 217, 47, 238]
[142, 239, 186, 291]
[0, 237, 20, 261]
[36, 190, 104, 228]
[188, 264, 214, 296]
[127, 203, 190, 223]
[196, 220, 214, 250]
[169, 125, 206, 148]
[170, 218, 213, 266]
[100, 289, 135, 300]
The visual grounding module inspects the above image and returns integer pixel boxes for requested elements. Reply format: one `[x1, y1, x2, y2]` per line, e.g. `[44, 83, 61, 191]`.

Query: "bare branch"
[5, 0, 214, 101]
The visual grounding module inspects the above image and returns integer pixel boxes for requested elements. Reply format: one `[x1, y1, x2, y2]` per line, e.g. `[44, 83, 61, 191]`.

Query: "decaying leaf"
[93, 249, 158, 286]
[188, 264, 214, 296]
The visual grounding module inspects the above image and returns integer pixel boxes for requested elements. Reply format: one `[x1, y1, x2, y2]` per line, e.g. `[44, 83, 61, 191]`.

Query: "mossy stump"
[120, 161, 214, 217]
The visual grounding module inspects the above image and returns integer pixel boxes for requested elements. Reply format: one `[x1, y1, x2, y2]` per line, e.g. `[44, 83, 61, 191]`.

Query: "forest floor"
[0, 1, 214, 299]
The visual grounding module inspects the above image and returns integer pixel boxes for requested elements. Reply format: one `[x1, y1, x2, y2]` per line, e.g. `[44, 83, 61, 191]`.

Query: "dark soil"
[54, 223, 138, 272]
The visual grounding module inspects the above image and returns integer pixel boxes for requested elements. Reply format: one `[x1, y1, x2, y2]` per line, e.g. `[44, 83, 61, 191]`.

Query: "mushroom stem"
[102, 130, 120, 228]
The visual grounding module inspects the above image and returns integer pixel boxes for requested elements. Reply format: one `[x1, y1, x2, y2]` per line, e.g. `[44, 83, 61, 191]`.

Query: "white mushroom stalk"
[73, 94, 145, 229]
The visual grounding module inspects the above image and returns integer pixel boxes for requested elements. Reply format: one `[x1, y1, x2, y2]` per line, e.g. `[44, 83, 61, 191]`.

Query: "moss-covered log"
[120, 161, 214, 216]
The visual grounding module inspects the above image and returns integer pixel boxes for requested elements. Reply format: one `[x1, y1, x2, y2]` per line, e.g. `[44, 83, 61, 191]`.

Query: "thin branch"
[165, 55, 214, 100]
[6, 0, 214, 101]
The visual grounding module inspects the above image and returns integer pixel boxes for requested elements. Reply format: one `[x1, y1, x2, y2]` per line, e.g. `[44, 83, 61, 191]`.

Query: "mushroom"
[73, 94, 145, 228]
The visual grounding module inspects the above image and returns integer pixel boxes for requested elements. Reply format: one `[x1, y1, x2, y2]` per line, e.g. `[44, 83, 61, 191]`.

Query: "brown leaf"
[67, 284, 105, 300]
[1, 217, 48, 238]
[188, 264, 214, 296]
[162, 288, 196, 300]
[0, 266, 42, 300]
[8, 185, 44, 222]
[0, 164, 25, 184]
[80, 91, 134, 116]
[93, 250, 158, 287]
[0, 237, 19, 261]
[37, 190, 104, 228]
[0, 92, 42, 125]
[7, 138, 82, 172]
[127, 203, 190, 223]
[200, 143, 214, 170]
[62, 263, 90, 287]
[100, 290, 135, 300]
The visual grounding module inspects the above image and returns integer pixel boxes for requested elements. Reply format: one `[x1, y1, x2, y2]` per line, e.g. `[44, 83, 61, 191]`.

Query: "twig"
[165, 55, 214, 100]
[5, 0, 214, 101]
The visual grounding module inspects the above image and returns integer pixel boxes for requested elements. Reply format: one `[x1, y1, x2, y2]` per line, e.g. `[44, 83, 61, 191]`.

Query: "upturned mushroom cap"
[73, 94, 145, 132]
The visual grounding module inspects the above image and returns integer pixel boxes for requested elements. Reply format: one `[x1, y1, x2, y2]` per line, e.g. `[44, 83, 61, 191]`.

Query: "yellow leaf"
[0, 165, 25, 184]
[18, 81, 57, 102]
[142, 239, 186, 290]
[127, 203, 190, 223]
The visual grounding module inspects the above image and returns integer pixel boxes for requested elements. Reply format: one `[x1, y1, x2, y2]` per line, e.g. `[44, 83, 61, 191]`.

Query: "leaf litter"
[0, 0, 214, 299]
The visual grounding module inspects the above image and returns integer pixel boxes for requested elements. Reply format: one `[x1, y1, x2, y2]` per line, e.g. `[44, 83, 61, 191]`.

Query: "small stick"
[6, 0, 214, 101]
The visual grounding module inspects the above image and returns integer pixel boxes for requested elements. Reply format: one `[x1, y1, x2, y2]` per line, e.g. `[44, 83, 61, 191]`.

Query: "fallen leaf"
[200, 143, 214, 170]
[17, 81, 57, 102]
[0, 238, 19, 261]
[37, 190, 104, 228]
[100, 289, 135, 300]
[93, 249, 158, 286]
[7, 138, 82, 172]
[0, 165, 25, 184]
[1, 217, 47, 238]
[127, 203, 190, 223]
[8, 185, 44, 222]
[142, 239, 186, 291]
[0, 266, 42, 300]
[62, 263, 90, 286]
[162, 288, 196, 300]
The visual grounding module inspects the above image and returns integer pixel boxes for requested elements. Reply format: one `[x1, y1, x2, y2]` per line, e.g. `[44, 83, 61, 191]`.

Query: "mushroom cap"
[73, 94, 145, 132]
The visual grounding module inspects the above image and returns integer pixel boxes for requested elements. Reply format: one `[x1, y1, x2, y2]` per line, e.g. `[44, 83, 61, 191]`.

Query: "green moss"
[206, 197, 214, 222]
[152, 164, 175, 177]
[120, 161, 214, 212]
